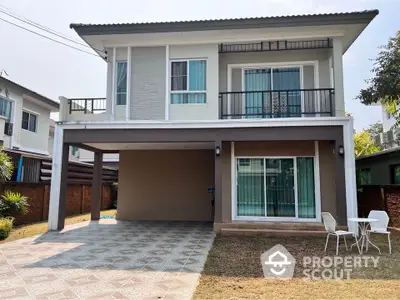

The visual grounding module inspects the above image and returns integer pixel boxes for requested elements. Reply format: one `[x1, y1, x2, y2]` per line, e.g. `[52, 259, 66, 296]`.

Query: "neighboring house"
[356, 147, 400, 185]
[375, 104, 400, 149]
[0, 76, 59, 155]
[49, 10, 378, 233]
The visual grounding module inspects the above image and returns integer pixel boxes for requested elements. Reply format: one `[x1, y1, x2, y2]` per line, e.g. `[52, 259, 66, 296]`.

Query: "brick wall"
[0, 183, 114, 226]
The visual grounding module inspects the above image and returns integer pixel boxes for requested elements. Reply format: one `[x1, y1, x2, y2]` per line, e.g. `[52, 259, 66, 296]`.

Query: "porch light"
[215, 146, 221, 157]
[338, 145, 344, 156]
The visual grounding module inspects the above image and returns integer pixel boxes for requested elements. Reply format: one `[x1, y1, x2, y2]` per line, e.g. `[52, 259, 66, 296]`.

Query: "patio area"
[0, 220, 215, 300]
[193, 230, 400, 300]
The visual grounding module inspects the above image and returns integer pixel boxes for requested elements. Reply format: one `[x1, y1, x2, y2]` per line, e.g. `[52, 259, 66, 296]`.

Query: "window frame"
[234, 155, 320, 222]
[170, 58, 207, 104]
[115, 60, 127, 106]
[357, 168, 372, 185]
[0, 96, 13, 121]
[390, 165, 400, 184]
[21, 110, 38, 133]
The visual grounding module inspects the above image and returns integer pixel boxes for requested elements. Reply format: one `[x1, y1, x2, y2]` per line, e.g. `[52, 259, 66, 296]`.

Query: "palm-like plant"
[0, 191, 29, 217]
[0, 149, 13, 183]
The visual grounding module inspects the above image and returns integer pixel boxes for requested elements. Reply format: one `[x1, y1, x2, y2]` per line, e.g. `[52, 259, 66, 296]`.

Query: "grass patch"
[1, 209, 116, 243]
[194, 231, 400, 300]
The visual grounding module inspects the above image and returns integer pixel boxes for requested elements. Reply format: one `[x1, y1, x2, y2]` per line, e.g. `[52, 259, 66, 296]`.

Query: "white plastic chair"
[322, 212, 355, 255]
[367, 210, 392, 254]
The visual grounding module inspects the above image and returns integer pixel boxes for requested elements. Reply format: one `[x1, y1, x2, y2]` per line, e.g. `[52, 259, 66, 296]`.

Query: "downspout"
[16, 155, 23, 182]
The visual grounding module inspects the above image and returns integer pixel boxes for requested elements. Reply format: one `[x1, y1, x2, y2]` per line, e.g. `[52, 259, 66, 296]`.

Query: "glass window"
[116, 61, 127, 105]
[21, 111, 37, 132]
[357, 168, 372, 185]
[297, 157, 316, 218]
[170, 60, 206, 104]
[391, 165, 400, 184]
[236, 157, 316, 219]
[237, 158, 265, 216]
[0, 97, 12, 120]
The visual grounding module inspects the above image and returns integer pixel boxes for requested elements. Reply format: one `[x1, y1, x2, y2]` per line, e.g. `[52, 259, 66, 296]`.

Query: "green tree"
[358, 31, 400, 123]
[0, 149, 13, 183]
[365, 122, 383, 138]
[354, 130, 381, 158]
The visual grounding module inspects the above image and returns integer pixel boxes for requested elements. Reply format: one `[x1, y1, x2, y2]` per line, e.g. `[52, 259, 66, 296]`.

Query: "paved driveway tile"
[0, 220, 214, 299]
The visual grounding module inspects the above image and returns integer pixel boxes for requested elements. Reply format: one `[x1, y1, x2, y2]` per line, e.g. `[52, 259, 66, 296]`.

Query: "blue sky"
[0, 0, 398, 130]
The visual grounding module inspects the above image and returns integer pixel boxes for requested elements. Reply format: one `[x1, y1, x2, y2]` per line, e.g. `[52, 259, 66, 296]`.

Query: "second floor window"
[21, 111, 37, 133]
[116, 61, 127, 105]
[171, 59, 206, 104]
[0, 97, 12, 121]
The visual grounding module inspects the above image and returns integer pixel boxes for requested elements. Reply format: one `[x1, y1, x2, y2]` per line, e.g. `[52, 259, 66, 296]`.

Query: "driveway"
[0, 220, 215, 300]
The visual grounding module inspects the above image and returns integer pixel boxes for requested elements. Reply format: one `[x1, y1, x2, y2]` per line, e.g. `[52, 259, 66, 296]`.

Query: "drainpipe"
[16, 155, 23, 182]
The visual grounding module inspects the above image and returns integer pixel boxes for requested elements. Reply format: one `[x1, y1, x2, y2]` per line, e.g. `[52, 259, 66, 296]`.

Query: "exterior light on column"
[215, 146, 221, 157]
[338, 145, 344, 156]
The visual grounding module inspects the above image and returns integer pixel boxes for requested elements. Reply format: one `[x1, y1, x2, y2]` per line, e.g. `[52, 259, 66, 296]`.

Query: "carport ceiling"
[83, 142, 215, 151]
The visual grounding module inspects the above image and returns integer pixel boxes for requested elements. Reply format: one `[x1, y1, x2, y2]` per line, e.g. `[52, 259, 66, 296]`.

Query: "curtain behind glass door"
[272, 68, 301, 117]
[237, 158, 265, 216]
[244, 69, 271, 119]
[265, 158, 295, 217]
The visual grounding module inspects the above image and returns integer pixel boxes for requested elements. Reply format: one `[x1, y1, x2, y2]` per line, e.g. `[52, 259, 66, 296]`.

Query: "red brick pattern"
[0, 183, 113, 225]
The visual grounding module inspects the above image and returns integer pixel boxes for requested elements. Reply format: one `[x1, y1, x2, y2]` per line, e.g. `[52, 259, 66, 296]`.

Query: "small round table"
[348, 218, 381, 255]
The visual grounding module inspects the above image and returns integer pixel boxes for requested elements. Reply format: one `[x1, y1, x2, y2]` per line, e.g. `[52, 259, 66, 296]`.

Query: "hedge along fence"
[0, 182, 114, 226]
[357, 185, 400, 228]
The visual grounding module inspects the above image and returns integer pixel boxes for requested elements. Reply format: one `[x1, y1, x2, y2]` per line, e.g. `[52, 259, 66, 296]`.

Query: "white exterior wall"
[78, 148, 119, 163]
[19, 100, 51, 153]
[382, 104, 396, 132]
[0, 84, 52, 154]
[169, 44, 219, 120]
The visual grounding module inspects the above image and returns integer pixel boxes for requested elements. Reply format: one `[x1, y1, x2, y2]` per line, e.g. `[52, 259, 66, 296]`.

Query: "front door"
[244, 67, 302, 118]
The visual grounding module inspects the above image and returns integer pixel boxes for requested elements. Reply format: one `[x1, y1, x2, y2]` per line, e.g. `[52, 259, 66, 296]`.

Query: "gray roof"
[357, 146, 400, 161]
[70, 10, 379, 36]
[0, 76, 59, 110]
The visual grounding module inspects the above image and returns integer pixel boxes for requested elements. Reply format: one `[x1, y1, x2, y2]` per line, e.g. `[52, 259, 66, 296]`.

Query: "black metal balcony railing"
[68, 98, 106, 114]
[219, 88, 334, 119]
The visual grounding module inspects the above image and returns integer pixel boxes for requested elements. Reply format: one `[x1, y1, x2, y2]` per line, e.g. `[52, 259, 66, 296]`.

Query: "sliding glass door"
[244, 67, 301, 118]
[236, 157, 316, 219]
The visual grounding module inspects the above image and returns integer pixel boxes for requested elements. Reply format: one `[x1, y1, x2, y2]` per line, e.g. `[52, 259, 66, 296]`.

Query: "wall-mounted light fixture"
[215, 146, 221, 157]
[338, 145, 344, 156]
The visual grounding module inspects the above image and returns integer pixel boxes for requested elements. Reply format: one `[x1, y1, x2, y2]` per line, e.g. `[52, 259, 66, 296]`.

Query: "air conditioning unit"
[374, 134, 382, 147]
[4, 122, 13, 136]
[382, 132, 389, 144]
[387, 130, 394, 143]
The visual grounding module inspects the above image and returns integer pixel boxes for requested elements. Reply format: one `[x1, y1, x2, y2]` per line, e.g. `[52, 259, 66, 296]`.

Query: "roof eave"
[70, 10, 379, 36]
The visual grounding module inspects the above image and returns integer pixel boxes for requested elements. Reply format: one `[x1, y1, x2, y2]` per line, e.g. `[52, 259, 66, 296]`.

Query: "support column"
[335, 139, 347, 226]
[332, 37, 345, 117]
[214, 141, 222, 223]
[343, 119, 358, 233]
[48, 126, 69, 231]
[91, 151, 103, 220]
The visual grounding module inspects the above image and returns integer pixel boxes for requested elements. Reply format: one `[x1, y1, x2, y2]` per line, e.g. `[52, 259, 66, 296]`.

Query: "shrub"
[0, 217, 13, 240]
[0, 150, 13, 183]
[0, 191, 29, 217]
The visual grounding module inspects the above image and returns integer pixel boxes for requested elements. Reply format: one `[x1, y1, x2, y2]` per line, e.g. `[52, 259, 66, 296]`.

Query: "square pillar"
[332, 37, 345, 116]
[91, 151, 103, 220]
[214, 141, 222, 223]
[48, 126, 69, 231]
[335, 139, 347, 226]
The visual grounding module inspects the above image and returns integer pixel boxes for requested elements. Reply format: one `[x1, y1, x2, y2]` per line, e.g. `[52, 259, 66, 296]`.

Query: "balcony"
[219, 88, 334, 119]
[68, 98, 106, 114]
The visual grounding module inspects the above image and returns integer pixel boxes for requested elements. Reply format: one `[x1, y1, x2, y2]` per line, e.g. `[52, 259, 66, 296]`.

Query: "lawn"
[1, 209, 116, 243]
[194, 230, 400, 300]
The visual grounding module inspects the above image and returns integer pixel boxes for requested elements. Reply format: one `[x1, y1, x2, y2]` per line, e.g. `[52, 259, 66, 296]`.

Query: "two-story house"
[49, 10, 378, 233]
[0, 76, 59, 155]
